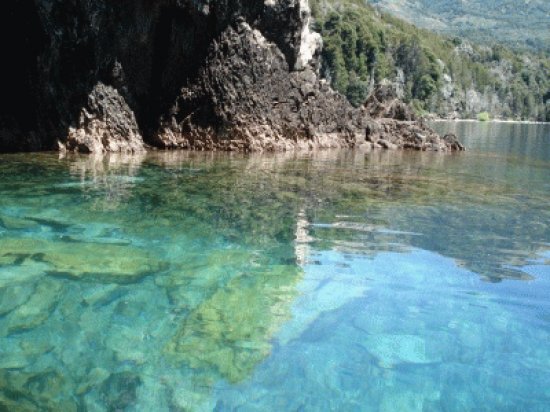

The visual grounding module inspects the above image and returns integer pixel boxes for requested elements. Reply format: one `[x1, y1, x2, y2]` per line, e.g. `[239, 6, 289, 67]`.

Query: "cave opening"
[144, 6, 217, 139]
[0, 0, 47, 151]
[149, 7, 175, 118]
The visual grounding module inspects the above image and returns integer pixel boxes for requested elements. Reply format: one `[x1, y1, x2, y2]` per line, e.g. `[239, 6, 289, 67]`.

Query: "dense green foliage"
[477, 112, 490, 122]
[311, 0, 550, 121]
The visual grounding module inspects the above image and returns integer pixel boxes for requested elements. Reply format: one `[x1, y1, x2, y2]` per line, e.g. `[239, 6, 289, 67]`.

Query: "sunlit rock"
[167, 265, 301, 383]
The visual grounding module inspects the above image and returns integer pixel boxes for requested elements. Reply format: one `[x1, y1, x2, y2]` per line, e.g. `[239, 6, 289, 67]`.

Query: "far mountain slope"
[368, 0, 550, 52]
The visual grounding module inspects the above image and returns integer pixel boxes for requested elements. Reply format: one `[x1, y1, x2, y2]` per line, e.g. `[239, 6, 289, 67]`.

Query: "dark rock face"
[0, 0, 463, 153]
[153, 22, 363, 151]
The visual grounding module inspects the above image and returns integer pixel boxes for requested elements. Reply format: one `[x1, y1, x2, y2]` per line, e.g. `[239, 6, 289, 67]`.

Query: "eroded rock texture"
[64, 83, 144, 153]
[0, 0, 462, 153]
[363, 85, 465, 152]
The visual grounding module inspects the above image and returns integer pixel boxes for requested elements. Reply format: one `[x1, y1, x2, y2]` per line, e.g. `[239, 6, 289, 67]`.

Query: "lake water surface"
[0, 122, 549, 411]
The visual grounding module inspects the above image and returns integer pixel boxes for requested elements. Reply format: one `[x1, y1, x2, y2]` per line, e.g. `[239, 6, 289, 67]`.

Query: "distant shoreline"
[428, 118, 549, 125]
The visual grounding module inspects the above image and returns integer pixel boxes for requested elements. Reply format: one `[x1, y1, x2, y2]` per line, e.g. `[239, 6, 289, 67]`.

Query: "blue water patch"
[214, 249, 550, 411]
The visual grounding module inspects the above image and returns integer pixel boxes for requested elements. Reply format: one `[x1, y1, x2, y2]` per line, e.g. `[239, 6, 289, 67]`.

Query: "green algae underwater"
[0, 122, 549, 411]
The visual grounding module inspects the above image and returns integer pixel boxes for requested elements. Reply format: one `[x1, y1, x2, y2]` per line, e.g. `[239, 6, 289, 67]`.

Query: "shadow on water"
[0, 121, 549, 409]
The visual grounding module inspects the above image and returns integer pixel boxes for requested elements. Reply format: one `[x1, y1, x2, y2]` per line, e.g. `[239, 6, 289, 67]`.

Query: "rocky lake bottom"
[0, 122, 549, 411]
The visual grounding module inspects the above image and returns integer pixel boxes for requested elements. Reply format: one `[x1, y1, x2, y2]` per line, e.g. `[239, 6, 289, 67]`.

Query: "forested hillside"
[368, 0, 550, 52]
[311, 0, 550, 121]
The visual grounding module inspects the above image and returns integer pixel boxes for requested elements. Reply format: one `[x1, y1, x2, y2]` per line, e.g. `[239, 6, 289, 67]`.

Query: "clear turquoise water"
[0, 122, 549, 411]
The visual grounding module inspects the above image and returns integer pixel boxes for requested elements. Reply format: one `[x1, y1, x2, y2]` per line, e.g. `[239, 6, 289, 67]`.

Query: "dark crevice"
[0, 0, 47, 151]
[147, 8, 176, 130]
[143, 6, 218, 142]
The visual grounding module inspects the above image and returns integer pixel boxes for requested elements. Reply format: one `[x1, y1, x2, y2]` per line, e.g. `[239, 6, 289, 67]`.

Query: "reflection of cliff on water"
[36, 149, 550, 281]
[1, 142, 549, 408]
[116, 149, 547, 282]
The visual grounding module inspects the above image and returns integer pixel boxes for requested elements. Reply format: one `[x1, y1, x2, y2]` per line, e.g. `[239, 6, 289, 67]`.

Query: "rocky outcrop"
[363, 85, 464, 151]
[428, 49, 520, 120]
[0, 0, 463, 153]
[63, 83, 145, 153]
[364, 85, 416, 121]
[152, 22, 363, 151]
[364, 120, 464, 152]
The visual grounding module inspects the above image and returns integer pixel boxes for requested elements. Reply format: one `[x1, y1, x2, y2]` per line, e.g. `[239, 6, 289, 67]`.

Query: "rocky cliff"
[0, 0, 462, 153]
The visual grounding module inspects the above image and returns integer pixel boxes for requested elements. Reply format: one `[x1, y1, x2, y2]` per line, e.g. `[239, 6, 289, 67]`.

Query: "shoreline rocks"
[62, 83, 145, 154]
[0, 0, 463, 154]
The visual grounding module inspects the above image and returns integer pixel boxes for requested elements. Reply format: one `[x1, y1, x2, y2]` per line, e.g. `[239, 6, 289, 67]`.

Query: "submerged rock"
[0, 369, 77, 411]
[0, 0, 462, 153]
[0, 238, 165, 284]
[3, 279, 63, 335]
[166, 264, 301, 383]
[0, 260, 47, 288]
[99, 372, 142, 411]
[0, 215, 39, 231]
[76, 368, 111, 396]
[0, 284, 35, 317]
[361, 334, 437, 368]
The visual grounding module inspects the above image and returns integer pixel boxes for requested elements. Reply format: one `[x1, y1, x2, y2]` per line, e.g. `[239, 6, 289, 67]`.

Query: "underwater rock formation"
[0, 0, 462, 153]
